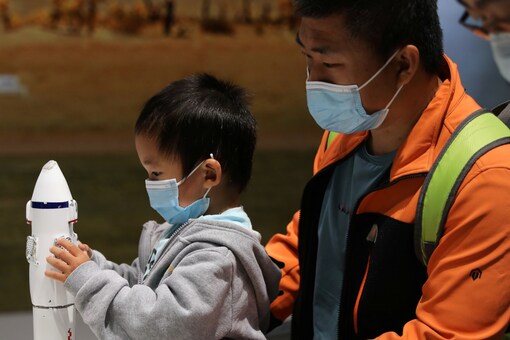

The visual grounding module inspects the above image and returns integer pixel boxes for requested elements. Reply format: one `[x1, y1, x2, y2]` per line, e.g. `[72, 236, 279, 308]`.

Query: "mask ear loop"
[384, 83, 405, 110]
[178, 153, 214, 185]
[203, 187, 212, 198]
[358, 49, 401, 91]
[178, 153, 216, 197]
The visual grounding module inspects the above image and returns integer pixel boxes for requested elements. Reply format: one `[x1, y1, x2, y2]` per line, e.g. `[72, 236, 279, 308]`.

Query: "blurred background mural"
[0, 0, 320, 316]
[0, 0, 508, 321]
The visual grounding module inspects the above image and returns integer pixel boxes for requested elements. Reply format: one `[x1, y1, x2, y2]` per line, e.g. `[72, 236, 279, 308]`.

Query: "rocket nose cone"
[31, 160, 73, 202]
[42, 160, 58, 171]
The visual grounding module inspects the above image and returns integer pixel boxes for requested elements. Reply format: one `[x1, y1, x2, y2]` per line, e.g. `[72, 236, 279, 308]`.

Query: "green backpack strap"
[326, 131, 339, 150]
[415, 109, 510, 266]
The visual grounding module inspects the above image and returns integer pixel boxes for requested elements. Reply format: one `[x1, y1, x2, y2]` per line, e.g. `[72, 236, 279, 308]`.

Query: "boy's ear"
[203, 159, 222, 188]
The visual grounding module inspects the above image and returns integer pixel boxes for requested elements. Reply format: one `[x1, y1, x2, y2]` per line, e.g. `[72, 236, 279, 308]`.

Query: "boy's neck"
[205, 186, 241, 215]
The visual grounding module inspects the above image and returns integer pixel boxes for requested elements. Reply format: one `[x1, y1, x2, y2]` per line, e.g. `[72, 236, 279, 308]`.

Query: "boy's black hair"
[294, 0, 444, 75]
[135, 73, 256, 193]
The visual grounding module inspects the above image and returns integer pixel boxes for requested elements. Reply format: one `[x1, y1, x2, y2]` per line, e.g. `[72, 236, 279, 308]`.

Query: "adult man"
[457, 0, 510, 82]
[265, 0, 510, 339]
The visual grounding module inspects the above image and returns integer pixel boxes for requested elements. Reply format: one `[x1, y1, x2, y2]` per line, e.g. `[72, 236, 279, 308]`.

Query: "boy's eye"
[151, 171, 162, 177]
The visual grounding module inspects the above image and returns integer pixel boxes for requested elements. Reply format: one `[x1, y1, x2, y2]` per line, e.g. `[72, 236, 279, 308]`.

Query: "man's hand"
[45, 238, 91, 283]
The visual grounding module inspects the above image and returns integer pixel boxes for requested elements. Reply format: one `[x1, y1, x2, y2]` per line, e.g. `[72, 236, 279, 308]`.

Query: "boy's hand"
[78, 241, 93, 258]
[45, 238, 91, 283]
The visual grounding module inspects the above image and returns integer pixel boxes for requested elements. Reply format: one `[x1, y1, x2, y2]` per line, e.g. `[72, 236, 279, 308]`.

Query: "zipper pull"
[366, 224, 378, 244]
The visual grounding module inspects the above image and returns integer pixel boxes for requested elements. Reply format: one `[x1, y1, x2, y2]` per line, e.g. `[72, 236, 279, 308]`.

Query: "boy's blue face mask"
[305, 50, 404, 134]
[145, 158, 212, 225]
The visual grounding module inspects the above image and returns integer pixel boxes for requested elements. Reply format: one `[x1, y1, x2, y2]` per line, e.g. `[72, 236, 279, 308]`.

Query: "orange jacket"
[266, 56, 510, 339]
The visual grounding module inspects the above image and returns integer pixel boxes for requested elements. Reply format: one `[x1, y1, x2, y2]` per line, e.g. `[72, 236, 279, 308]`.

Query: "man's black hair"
[294, 0, 444, 75]
[135, 73, 256, 193]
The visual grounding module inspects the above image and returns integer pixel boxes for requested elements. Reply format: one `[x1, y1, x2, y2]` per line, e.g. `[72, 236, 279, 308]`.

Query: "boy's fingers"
[49, 245, 72, 263]
[56, 239, 82, 257]
[49, 245, 63, 257]
[47, 255, 68, 272]
[78, 242, 91, 254]
[45, 270, 66, 283]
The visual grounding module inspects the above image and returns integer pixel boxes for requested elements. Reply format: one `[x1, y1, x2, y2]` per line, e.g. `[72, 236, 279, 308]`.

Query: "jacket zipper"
[138, 225, 159, 284]
[140, 221, 191, 284]
[353, 223, 378, 336]
[336, 172, 427, 339]
[353, 255, 371, 335]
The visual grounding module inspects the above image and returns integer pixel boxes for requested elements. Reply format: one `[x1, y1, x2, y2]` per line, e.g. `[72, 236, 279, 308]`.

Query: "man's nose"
[307, 65, 331, 83]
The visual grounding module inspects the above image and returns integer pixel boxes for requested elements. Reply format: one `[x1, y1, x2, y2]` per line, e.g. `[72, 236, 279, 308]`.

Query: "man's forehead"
[296, 30, 339, 54]
[297, 15, 357, 54]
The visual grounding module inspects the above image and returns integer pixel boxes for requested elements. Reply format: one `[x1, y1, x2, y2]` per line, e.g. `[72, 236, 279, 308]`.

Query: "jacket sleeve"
[376, 165, 510, 339]
[65, 248, 235, 340]
[265, 210, 301, 321]
[89, 250, 141, 286]
[265, 131, 331, 322]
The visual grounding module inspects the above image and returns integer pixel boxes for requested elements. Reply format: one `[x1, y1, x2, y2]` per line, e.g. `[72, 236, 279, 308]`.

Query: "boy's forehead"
[135, 135, 180, 166]
[136, 136, 161, 163]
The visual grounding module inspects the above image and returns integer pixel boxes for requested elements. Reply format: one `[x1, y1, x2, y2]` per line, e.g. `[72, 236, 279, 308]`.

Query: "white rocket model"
[26, 160, 78, 340]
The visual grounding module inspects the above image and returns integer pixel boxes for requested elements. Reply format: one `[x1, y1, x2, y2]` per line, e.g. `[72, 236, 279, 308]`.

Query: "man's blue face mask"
[145, 157, 212, 225]
[306, 50, 404, 134]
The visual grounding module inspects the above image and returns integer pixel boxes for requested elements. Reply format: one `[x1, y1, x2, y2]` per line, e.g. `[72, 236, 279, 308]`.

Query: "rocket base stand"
[33, 305, 75, 340]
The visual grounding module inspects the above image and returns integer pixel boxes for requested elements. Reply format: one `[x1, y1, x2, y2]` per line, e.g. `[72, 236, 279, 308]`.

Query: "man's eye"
[301, 51, 312, 59]
[323, 62, 337, 68]
[151, 171, 162, 177]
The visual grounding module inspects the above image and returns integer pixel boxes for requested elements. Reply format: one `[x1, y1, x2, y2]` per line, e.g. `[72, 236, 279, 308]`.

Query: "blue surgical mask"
[306, 50, 404, 134]
[490, 32, 510, 83]
[145, 157, 212, 225]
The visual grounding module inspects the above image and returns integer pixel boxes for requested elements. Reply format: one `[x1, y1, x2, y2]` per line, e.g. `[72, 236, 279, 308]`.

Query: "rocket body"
[26, 160, 78, 340]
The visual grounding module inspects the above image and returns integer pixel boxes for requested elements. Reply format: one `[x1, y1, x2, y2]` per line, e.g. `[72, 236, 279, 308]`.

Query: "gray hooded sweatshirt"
[64, 218, 282, 340]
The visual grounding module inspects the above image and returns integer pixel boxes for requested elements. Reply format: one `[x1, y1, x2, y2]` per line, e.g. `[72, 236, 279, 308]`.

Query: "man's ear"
[395, 45, 420, 86]
[203, 158, 222, 189]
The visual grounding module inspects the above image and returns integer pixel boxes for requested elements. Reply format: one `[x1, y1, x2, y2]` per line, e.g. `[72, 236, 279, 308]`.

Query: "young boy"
[45, 73, 281, 340]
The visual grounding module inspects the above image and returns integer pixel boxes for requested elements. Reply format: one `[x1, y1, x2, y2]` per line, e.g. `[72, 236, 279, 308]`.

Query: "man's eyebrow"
[295, 32, 331, 54]
[295, 32, 304, 47]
